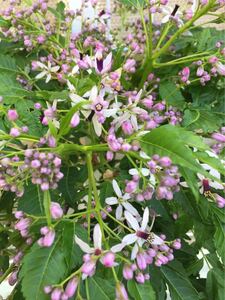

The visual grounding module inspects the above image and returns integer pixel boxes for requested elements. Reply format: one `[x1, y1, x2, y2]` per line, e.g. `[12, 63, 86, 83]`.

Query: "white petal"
[112, 180, 122, 198]
[70, 93, 84, 104]
[92, 114, 102, 137]
[116, 204, 123, 220]
[51, 66, 60, 73]
[90, 86, 98, 102]
[122, 233, 137, 245]
[93, 224, 102, 250]
[131, 243, 139, 260]
[71, 65, 80, 75]
[139, 151, 151, 159]
[36, 61, 47, 69]
[75, 235, 94, 253]
[141, 207, 149, 231]
[124, 211, 139, 231]
[152, 234, 164, 245]
[35, 71, 47, 79]
[122, 202, 139, 217]
[111, 243, 126, 253]
[103, 52, 112, 68]
[103, 108, 118, 118]
[46, 74, 51, 83]
[141, 168, 150, 176]
[123, 193, 131, 201]
[105, 197, 118, 205]
[129, 168, 139, 176]
[209, 181, 224, 190]
[130, 115, 138, 131]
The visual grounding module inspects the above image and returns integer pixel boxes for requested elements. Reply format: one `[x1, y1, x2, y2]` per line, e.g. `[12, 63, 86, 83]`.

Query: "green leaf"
[118, 0, 145, 7]
[206, 268, 225, 300]
[159, 82, 185, 108]
[0, 73, 30, 103]
[87, 277, 115, 300]
[183, 109, 225, 133]
[140, 125, 207, 176]
[127, 280, 156, 300]
[194, 152, 225, 176]
[58, 100, 88, 137]
[160, 265, 200, 300]
[0, 54, 17, 73]
[0, 16, 10, 27]
[18, 184, 43, 216]
[20, 239, 67, 300]
[214, 218, 225, 263]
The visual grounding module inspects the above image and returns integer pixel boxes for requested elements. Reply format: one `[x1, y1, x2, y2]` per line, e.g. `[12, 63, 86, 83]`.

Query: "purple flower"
[7, 109, 18, 121]
[50, 202, 63, 219]
[10, 128, 20, 137]
[65, 277, 79, 297]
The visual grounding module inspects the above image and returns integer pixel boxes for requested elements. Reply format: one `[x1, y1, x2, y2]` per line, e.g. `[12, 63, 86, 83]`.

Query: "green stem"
[152, 0, 216, 60]
[86, 153, 93, 240]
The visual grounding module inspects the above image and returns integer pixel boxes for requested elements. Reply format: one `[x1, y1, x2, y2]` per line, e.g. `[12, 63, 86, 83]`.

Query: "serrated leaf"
[159, 82, 185, 108]
[127, 280, 156, 300]
[183, 109, 225, 133]
[139, 125, 205, 172]
[87, 277, 115, 300]
[0, 54, 17, 73]
[160, 265, 200, 300]
[20, 239, 67, 300]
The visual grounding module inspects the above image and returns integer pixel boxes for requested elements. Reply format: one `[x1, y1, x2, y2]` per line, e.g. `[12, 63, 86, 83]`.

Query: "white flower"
[105, 180, 140, 220]
[198, 164, 224, 193]
[129, 168, 156, 187]
[35, 61, 60, 83]
[111, 208, 164, 259]
[68, 84, 118, 137]
[75, 223, 102, 254]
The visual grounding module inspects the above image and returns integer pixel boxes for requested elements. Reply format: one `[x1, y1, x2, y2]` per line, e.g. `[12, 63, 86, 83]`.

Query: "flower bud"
[50, 202, 63, 219]
[101, 252, 115, 267]
[7, 109, 18, 121]
[65, 277, 79, 297]
[70, 113, 80, 128]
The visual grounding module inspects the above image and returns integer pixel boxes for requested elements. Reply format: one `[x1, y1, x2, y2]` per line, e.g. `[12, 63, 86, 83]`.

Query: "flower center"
[95, 103, 103, 112]
[94, 248, 102, 256]
[136, 231, 155, 244]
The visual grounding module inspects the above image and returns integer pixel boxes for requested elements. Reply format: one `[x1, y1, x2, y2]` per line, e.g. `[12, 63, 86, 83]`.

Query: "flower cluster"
[23, 149, 64, 191]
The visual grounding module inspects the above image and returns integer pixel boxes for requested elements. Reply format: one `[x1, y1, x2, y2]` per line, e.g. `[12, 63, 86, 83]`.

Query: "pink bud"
[135, 272, 145, 284]
[122, 121, 133, 135]
[101, 252, 115, 267]
[81, 260, 96, 276]
[70, 113, 80, 128]
[65, 277, 79, 297]
[42, 229, 55, 247]
[212, 132, 225, 143]
[51, 288, 62, 300]
[10, 128, 20, 137]
[50, 202, 63, 219]
[123, 265, 133, 280]
[136, 252, 147, 270]
[7, 109, 18, 121]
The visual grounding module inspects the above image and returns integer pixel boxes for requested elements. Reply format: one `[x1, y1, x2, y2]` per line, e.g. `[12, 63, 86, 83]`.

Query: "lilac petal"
[122, 202, 139, 217]
[116, 204, 123, 220]
[93, 224, 102, 250]
[75, 236, 93, 254]
[112, 180, 122, 198]
[141, 207, 149, 231]
[152, 234, 164, 245]
[122, 233, 137, 245]
[131, 243, 139, 260]
[105, 197, 118, 205]
[124, 211, 139, 231]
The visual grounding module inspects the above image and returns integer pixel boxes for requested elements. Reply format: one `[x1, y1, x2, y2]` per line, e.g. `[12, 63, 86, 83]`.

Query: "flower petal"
[93, 224, 102, 250]
[124, 211, 139, 231]
[112, 179, 122, 198]
[116, 204, 123, 220]
[131, 243, 139, 260]
[105, 197, 118, 205]
[75, 235, 94, 254]
[122, 233, 137, 245]
[92, 114, 102, 137]
[151, 234, 164, 246]
[111, 243, 126, 253]
[122, 202, 139, 217]
[129, 168, 139, 176]
[141, 207, 149, 231]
